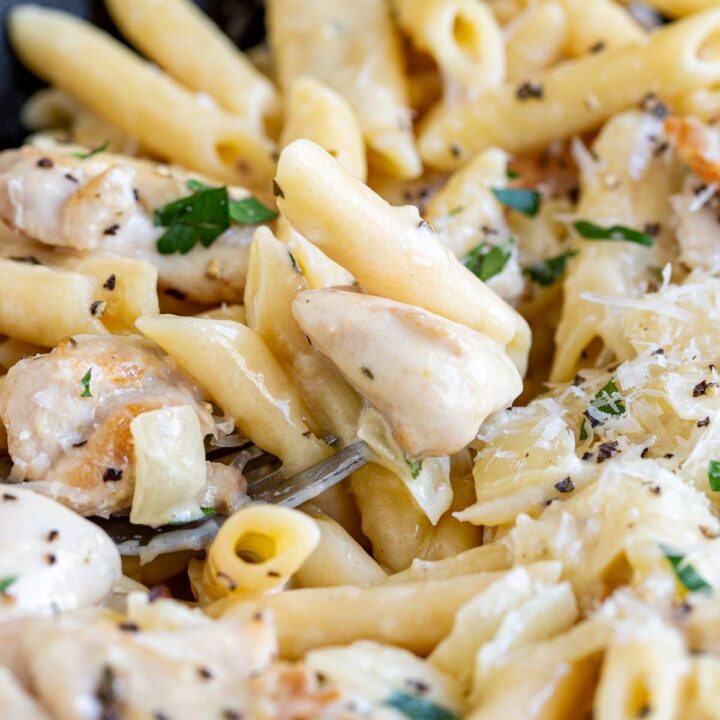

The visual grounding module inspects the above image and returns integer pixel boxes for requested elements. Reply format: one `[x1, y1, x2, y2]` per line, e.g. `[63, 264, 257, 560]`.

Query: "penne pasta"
[558, 0, 646, 57]
[275, 139, 531, 373]
[267, 0, 421, 179]
[504, 1, 568, 81]
[245, 227, 362, 445]
[0, 259, 107, 346]
[215, 563, 560, 658]
[280, 76, 366, 181]
[136, 314, 331, 476]
[394, 0, 505, 101]
[641, 0, 720, 15]
[60, 255, 159, 334]
[105, 0, 280, 135]
[203, 505, 321, 598]
[8, 5, 276, 189]
[292, 508, 386, 588]
[419, 9, 720, 169]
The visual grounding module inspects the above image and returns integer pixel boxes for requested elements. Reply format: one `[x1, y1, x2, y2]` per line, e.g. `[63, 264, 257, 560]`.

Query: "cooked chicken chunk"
[0, 335, 244, 517]
[7, 605, 358, 720]
[0, 666, 52, 719]
[0, 146, 266, 303]
[292, 288, 523, 458]
[0, 487, 120, 619]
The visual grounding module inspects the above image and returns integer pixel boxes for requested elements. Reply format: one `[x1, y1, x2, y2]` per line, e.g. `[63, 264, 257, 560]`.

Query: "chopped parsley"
[155, 181, 277, 255]
[660, 544, 712, 594]
[574, 220, 653, 247]
[462, 242, 512, 282]
[0, 576, 17, 593]
[186, 180, 277, 225]
[155, 185, 229, 254]
[492, 188, 541, 217]
[506, 169, 520, 180]
[404, 457, 423, 479]
[524, 251, 577, 286]
[229, 197, 278, 225]
[384, 692, 458, 720]
[447, 206, 465, 217]
[72, 140, 110, 160]
[80, 369, 92, 398]
[579, 379, 625, 440]
[708, 460, 720, 492]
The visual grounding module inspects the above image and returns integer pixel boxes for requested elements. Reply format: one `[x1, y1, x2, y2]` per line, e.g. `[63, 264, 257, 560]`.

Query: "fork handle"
[248, 440, 372, 507]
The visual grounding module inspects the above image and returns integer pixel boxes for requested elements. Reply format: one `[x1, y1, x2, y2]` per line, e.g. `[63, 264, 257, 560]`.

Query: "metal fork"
[104, 439, 372, 557]
[0, 440, 373, 557]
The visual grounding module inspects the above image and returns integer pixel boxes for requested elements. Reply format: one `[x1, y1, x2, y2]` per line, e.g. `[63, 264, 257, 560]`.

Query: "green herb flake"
[229, 197, 278, 225]
[506, 169, 520, 180]
[80, 369, 92, 398]
[462, 242, 512, 282]
[186, 179, 213, 193]
[579, 379, 625, 441]
[524, 252, 578, 287]
[447, 206, 465, 218]
[0, 576, 17, 594]
[155, 186, 230, 254]
[72, 140, 110, 160]
[574, 220, 653, 247]
[491, 187, 541, 217]
[708, 460, 720, 492]
[660, 544, 712, 594]
[404, 456, 423, 479]
[384, 692, 459, 720]
[187, 180, 278, 225]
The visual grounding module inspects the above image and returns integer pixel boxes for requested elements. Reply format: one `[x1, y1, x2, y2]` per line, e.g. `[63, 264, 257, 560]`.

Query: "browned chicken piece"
[665, 115, 720, 186]
[0, 335, 245, 517]
[0, 666, 52, 719]
[0, 146, 265, 304]
[7, 608, 360, 720]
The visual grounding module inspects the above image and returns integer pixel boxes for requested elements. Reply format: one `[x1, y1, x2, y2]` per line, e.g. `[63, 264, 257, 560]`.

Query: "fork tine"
[2, 440, 373, 556]
[248, 440, 371, 507]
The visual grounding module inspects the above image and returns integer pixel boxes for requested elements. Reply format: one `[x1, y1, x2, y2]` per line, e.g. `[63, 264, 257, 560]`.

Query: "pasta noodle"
[393, 0, 506, 101]
[504, 1, 567, 81]
[0, 259, 107, 346]
[419, 9, 720, 169]
[292, 508, 386, 588]
[105, 0, 280, 135]
[215, 562, 561, 658]
[275, 139, 532, 373]
[136, 314, 331, 475]
[267, 0, 421, 179]
[558, 0, 646, 57]
[8, 5, 276, 188]
[642, 0, 720, 15]
[202, 504, 320, 597]
[280, 76, 367, 182]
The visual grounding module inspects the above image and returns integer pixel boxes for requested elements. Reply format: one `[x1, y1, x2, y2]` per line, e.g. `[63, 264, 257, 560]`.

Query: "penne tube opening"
[203, 504, 320, 597]
[396, 0, 504, 99]
[439, 0, 505, 92]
